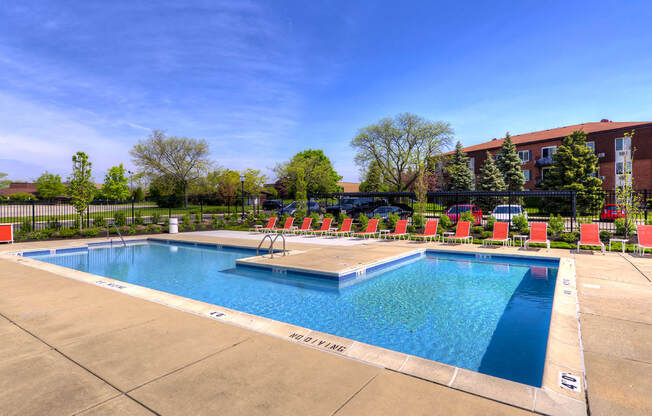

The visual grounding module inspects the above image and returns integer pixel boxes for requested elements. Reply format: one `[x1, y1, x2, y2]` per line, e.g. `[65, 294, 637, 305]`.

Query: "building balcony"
[535, 176, 543, 187]
[535, 156, 554, 167]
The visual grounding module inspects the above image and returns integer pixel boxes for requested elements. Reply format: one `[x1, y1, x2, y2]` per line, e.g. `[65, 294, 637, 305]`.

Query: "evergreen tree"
[447, 141, 475, 191]
[543, 130, 603, 213]
[496, 133, 525, 191]
[478, 151, 506, 211]
[359, 161, 388, 192]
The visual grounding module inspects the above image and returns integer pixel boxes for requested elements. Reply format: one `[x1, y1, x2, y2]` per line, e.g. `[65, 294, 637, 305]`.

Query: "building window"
[616, 162, 624, 175]
[517, 150, 531, 164]
[469, 157, 475, 171]
[523, 170, 531, 182]
[615, 138, 624, 151]
[541, 166, 552, 180]
[586, 141, 595, 152]
[541, 146, 557, 159]
[493, 153, 498, 161]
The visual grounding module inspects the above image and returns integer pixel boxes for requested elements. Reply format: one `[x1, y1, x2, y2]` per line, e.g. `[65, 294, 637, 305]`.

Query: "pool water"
[32, 242, 558, 386]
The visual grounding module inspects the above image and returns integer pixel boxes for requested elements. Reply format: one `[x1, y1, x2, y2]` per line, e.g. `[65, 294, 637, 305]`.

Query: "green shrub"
[357, 214, 369, 232]
[194, 213, 201, 224]
[614, 218, 636, 236]
[93, 216, 106, 228]
[8, 192, 35, 201]
[407, 225, 416, 233]
[460, 211, 475, 223]
[548, 214, 564, 236]
[119, 226, 130, 235]
[372, 214, 384, 229]
[127, 225, 137, 235]
[164, 217, 170, 226]
[134, 210, 144, 225]
[145, 224, 155, 233]
[72, 217, 80, 230]
[309, 212, 320, 229]
[199, 224, 207, 230]
[178, 223, 186, 232]
[217, 219, 226, 228]
[512, 214, 529, 234]
[411, 214, 424, 231]
[561, 231, 579, 244]
[481, 231, 492, 239]
[472, 226, 483, 235]
[58, 228, 77, 238]
[151, 212, 161, 224]
[439, 214, 452, 230]
[187, 224, 196, 231]
[114, 212, 126, 227]
[246, 213, 256, 226]
[337, 212, 349, 226]
[387, 213, 400, 230]
[45, 216, 61, 230]
[20, 219, 32, 233]
[646, 218, 652, 226]
[82, 228, 100, 237]
[151, 224, 162, 233]
[211, 214, 219, 227]
[484, 215, 496, 231]
[182, 213, 191, 225]
[599, 230, 613, 240]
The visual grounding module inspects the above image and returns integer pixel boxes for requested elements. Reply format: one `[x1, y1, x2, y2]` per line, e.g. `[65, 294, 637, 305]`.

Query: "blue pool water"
[31, 241, 558, 386]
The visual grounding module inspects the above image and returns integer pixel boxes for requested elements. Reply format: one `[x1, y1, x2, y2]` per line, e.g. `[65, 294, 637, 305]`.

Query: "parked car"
[600, 204, 625, 221]
[349, 198, 388, 218]
[326, 197, 383, 217]
[277, 201, 323, 216]
[491, 205, 527, 226]
[262, 199, 282, 211]
[446, 204, 483, 225]
[391, 202, 414, 217]
[371, 205, 410, 220]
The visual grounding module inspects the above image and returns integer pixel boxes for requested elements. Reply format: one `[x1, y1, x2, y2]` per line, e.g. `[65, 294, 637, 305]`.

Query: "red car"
[446, 204, 483, 226]
[600, 204, 625, 221]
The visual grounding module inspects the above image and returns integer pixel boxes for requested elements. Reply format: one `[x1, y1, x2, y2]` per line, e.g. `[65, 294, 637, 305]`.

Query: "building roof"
[0, 182, 37, 196]
[453, 120, 651, 154]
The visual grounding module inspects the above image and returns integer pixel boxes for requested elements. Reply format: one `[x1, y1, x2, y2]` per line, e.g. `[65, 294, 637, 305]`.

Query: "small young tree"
[615, 130, 642, 238]
[495, 133, 525, 191]
[447, 141, 474, 191]
[67, 152, 95, 230]
[294, 167, 307, 211]
[477, 151, 506, 210]
[413, 162, 428, 230]
[543, 130, 603, 213]
[35, 172, 66, 199]
[102, 164, 131, 200]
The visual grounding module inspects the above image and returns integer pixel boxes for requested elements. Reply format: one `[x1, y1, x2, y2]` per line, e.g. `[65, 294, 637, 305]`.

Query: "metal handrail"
[256, 233, 287, 258]
[107, 220, 126, 247]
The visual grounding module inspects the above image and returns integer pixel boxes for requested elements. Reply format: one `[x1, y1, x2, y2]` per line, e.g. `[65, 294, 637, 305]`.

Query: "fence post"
[87, 205, 90, 228]
[31, 199, 35, 231]
[168, 199, 172, 221]
[571, 192, 576, 233]
[200, 198, 203, 222]
[508, 191, 512, 227]
[131, 198, 135, 225]
[307, 193, 311, 215]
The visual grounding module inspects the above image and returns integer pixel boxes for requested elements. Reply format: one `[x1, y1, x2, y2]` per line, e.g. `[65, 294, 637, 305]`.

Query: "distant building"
[451, 120, 652, 190]
[337, 182, 360, 193]
[0, 182, 37, 197]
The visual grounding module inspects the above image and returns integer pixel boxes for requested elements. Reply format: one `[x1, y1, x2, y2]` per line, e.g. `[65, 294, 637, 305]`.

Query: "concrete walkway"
[1, 232, 651, 415]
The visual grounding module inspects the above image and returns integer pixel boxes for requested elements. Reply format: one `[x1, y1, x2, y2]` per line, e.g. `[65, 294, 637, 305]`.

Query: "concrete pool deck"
[1, 232, 650, 415]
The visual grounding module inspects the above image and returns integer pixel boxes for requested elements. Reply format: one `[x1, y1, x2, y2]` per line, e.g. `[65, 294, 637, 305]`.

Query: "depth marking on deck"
[95, 280, 127, 290]
[208, 311, 226, 319]
[582, 283, 600, 289]
[558, 372, 580, 391]
[288, 333, 347, 353]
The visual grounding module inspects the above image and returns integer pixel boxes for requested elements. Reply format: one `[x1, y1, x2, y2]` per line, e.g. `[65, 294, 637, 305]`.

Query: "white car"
[491, 205, 527, 226]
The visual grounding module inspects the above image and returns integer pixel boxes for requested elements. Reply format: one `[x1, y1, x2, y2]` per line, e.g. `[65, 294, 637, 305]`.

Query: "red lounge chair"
[410, 219, 439, 242]
[271, 217, 294, 233]
[483, 221, 511, 247]
[290, 217, 312, 235]
[331, 218, 353, 237]
[385, 219, 408, 239]
[311, 217, 333, 236]
[253, 217, 277, 232]
[636, 225, 652, 256]
[445, 221, 472, 244]
[525, 222, 550, 250]
[577, 223, 605, 254]
[355, 219, 379, 239]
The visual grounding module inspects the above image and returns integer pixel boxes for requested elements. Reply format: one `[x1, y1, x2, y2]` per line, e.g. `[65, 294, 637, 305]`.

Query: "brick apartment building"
[457, 120, 652, 191]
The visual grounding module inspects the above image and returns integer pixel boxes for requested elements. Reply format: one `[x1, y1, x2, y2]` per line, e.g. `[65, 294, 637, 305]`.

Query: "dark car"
[600, 204, 625, 221]
[349, 198, 388, 218]
[262, 199, 282, 211]
[371, 205, 410, 220]
[446, 204, 483, 226]
[326, 198, 376, 216]
[391, 203, 414, 217]
[277, 201, 323, 216]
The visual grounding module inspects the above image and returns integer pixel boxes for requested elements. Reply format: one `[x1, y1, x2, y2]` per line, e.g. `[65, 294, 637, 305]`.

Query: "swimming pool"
[29, 240, 558, 387]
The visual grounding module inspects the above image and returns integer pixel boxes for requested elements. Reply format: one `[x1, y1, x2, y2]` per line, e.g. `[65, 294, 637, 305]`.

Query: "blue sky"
[1, 1, 651, 182]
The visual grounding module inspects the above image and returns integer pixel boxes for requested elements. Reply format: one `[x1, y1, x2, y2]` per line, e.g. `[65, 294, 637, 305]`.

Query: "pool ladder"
[106, 220, 126, 247]
[257, 233, 286, 258]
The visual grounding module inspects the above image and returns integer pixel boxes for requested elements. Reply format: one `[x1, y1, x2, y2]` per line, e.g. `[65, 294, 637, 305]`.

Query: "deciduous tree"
[35, 172, 66, 199]
[102, 164, 131, 200]
[130, 130, 211, 206]
[274, 149, 341, 197]
[67, 152, 95, 230]
[351, 113, 453, 191]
